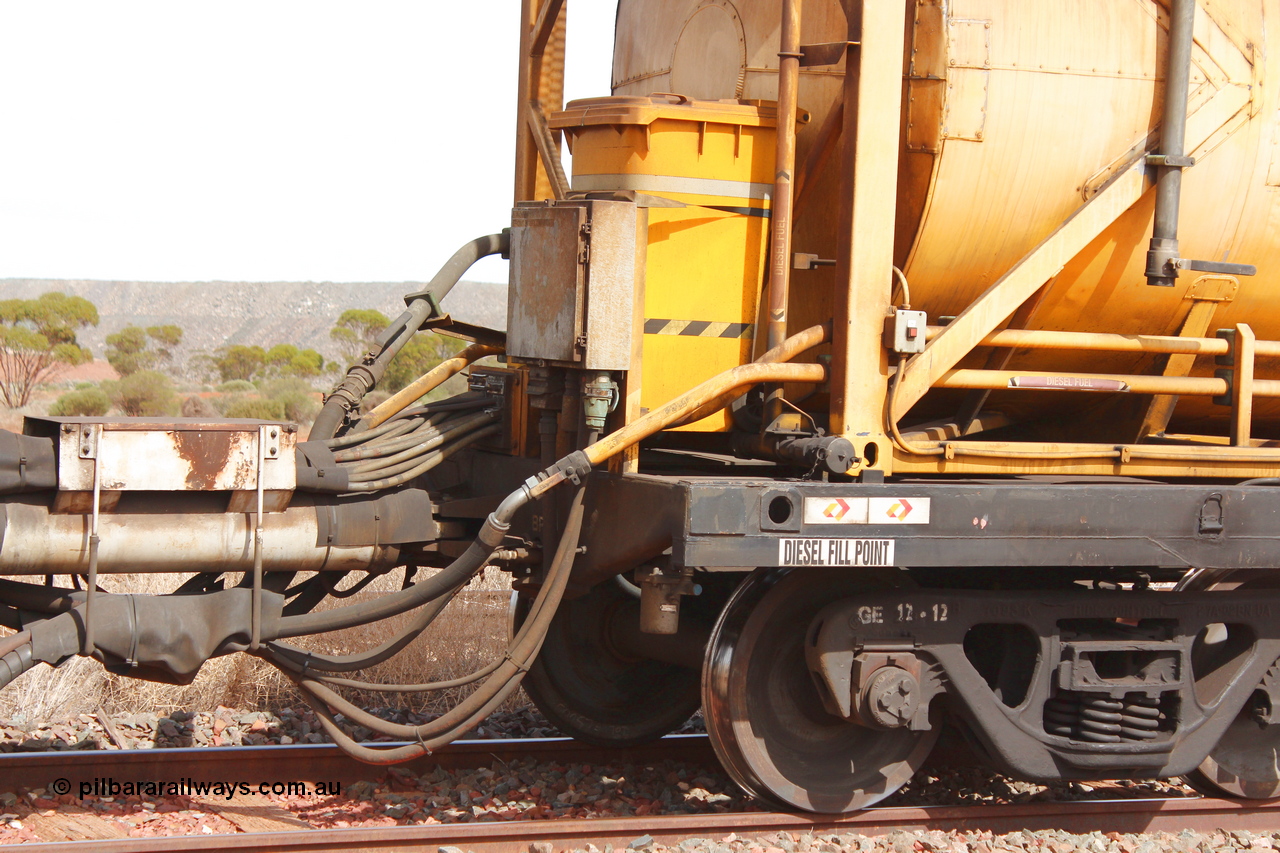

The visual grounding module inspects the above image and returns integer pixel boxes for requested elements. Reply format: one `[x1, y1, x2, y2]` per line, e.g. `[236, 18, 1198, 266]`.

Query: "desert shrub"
[259, 377, 320, 423]
[180, 395, 220, 418]
[105, 370, 178, 416]
[216, 380, 256, 394]
[49, 386, 110, 416]
[224, 397, 285, 420]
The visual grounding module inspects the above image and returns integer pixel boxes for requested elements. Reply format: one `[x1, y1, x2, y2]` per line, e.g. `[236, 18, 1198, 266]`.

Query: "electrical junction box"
[507, 199, 645, 371]
[892, 310, 929, 354]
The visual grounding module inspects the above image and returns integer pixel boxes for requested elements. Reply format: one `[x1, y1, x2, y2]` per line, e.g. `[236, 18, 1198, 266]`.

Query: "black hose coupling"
[523, 451, 593, 501]
[734, 432, 856, 475]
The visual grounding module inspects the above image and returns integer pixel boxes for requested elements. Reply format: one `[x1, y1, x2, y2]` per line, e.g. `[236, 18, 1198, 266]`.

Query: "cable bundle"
[321, 392, 501, 492]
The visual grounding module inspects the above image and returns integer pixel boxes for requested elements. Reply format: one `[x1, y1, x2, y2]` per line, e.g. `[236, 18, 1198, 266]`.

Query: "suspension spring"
[1043, 691, 1166, 743]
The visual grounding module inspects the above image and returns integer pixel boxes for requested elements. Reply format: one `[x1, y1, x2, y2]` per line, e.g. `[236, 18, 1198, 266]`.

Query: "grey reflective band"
[572, 172, 774, 201]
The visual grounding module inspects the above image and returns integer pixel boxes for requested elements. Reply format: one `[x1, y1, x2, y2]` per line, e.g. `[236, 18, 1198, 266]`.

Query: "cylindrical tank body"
[610, 0, 1280, 436]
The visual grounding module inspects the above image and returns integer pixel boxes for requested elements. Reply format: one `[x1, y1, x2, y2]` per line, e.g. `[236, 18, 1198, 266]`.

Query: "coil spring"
[1043, 692, 1164, 743]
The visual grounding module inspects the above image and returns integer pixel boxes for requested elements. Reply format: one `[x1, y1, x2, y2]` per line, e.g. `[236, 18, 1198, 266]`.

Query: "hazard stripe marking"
[644, 319, 754, 339]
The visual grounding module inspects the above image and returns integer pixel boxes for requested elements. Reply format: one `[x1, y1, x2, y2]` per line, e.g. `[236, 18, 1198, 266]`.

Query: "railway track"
[7, 795, 1280, 852]
[2, 735, 1279, 851]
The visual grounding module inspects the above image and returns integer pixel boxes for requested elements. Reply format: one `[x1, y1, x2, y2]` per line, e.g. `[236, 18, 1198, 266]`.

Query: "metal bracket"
[793, 252, 836, 270]
[1173, 258, 1257, 277]
[1198, 493, 1225, 537]
[800, 41, 858, 67]
[1145, 154, 1196, 169]
[82, 424, 102, 657]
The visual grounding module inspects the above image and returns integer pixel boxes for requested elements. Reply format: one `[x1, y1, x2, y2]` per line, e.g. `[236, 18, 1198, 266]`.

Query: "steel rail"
[0, 734, 716, 790]
[15, 796, 1280, 853]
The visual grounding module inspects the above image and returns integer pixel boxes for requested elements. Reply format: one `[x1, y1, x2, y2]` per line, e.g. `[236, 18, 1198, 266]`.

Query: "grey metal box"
[507, 200, 642, 370]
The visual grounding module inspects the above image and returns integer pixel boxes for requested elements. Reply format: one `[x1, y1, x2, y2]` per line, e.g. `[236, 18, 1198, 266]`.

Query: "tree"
[212, 345, 266, 382]
[0, 292, 98, 407]
[105, 324, 184, 377]
[330, 308, 390, 363]
[263, 343, 325, 379]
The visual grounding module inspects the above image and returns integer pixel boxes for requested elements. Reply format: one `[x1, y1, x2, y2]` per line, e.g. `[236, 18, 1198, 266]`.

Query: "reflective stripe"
[572, 172, 774, 201]
[644, 319, 755, 339]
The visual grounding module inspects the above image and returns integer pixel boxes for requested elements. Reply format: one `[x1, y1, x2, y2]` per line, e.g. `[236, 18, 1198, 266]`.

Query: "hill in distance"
[0, 279, 509, 366]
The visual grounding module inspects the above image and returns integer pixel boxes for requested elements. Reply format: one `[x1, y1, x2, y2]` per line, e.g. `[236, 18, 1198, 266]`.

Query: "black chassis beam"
[574, 472, 1280, 579]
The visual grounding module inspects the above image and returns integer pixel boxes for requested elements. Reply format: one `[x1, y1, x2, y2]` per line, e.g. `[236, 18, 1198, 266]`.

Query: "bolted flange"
[861, 665, 921, 729]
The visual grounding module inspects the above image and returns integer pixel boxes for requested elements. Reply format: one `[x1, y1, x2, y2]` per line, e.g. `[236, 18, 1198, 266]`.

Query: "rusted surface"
[172, 429, 238, 491]
[507, 203, 586, 364]
[0, 735, 717, 792]
[15, 797, 1280, 852]
[35, 418, 295, 498]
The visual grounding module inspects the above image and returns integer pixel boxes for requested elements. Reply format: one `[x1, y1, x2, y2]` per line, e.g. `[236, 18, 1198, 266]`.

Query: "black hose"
[280, 486, 587, 762]
[0, 578, 84, 613]
[342, 424, 501, 491]
[265, 584, 460, 673]
[272, 480, 530, 638]
[341, 410, 497, 470]
[312, 233, 509, 440]
[0, 641, 35, 691]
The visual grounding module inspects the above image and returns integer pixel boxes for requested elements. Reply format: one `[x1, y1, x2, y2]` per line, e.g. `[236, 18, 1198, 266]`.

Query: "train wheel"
[1178, 570, 1280, 798]
[513, 580, 702, 747]
[702, 567, 940, 813]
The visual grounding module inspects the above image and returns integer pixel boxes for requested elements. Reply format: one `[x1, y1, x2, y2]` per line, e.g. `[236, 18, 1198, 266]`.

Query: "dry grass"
[0, 566, 522, 726]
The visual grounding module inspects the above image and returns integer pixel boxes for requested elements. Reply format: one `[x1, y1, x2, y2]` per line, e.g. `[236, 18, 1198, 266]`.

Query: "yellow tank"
[609, 0, 1280, 437]
[551, 95, 778, 431]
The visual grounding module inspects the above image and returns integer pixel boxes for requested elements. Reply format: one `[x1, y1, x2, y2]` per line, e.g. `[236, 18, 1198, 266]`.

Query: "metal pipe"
[365, 347, 503, 429]
[763, 0, 803, 419]
[584, 361, 827, 466]
[925, 325, 1242, 355]
[312, 232, 509, 440]
[1145, 0, 1195, 287]
[0, 503, 398, 575]
[935, 369, 1229, 396]
[669, 320, 831, 429]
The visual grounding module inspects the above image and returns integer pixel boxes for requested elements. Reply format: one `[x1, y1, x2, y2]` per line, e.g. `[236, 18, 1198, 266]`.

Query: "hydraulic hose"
[283, 486, 587, 763]
[364, 344, 503, 429]
[312, 232, 509, 440]
[323, 393, 489, 450]
[344, 410, 498, 471]
[270, 460, 574, 637]
[343, 424, 501, 491]
[0, 631, 35, 691]
[265, 585, 461, 674]
[282, 324, 829, 636]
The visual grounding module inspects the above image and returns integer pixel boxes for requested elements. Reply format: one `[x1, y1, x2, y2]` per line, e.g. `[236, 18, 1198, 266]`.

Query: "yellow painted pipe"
[585, 361, 827, 465]
[668, 321, 831, 429]
[924, 325, 1280, 359]
[935, 369, 1230, 397]
[366, 344, 503, 429]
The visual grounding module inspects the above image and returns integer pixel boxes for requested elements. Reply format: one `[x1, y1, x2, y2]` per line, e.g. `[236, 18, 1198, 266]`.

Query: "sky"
[0, 2, 616, 284]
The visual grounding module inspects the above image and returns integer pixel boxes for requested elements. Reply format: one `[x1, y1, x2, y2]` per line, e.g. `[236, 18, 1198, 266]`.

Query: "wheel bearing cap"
[862, 666, 920, 729]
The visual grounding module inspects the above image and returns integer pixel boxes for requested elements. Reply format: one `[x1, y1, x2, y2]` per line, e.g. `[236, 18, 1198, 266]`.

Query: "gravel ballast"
[0, 705, 1227, 848]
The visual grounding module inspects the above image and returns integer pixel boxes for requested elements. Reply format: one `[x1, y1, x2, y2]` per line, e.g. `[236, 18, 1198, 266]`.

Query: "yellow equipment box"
[551, 94, 777, 431]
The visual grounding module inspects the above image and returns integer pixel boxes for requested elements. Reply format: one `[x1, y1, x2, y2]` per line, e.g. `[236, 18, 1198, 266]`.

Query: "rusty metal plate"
[34, 417, 296, 495]
[508, 203, 587, 364]
[582, 200, 641, 371]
